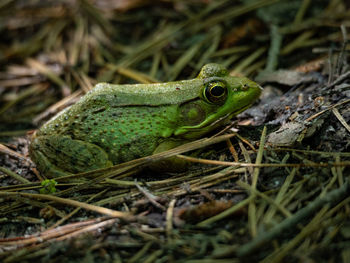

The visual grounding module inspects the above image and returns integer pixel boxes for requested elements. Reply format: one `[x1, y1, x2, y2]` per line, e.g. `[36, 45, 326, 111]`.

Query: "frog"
[29, 63, 262, 177]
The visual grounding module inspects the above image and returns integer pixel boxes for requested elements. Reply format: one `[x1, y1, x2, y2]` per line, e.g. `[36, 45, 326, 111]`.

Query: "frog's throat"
[174, 103, 253, 137]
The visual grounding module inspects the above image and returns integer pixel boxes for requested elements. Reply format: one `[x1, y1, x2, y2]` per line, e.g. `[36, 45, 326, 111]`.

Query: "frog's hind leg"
[29, 135, 113, 177]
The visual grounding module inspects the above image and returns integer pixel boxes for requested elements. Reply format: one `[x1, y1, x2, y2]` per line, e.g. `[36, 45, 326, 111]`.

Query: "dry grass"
[0, 0, 350, 262]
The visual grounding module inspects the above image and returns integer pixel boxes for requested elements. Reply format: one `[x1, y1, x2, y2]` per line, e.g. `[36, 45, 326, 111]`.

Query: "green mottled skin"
[30, 64, 262, 177]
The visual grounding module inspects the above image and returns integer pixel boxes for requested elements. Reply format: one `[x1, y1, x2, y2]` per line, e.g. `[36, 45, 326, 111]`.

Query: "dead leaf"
[267, 122, 305, 147]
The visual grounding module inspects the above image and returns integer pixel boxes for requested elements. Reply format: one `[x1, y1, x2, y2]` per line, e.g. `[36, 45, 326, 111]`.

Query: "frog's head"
[174, 63, 262, 139]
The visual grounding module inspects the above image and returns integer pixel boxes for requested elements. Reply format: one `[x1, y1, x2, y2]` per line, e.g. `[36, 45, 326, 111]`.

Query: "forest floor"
[0, 1, 349, 262]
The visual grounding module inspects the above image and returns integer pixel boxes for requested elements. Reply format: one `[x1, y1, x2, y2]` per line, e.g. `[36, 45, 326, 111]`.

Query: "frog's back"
[86, 80, 202, 107]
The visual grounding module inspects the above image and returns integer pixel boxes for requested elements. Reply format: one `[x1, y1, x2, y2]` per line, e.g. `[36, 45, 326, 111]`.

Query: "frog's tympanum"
[30, 64, 262, 177]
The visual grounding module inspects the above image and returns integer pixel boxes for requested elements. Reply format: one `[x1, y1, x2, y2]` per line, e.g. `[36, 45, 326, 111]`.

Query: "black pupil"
[211, 85, 225, 97]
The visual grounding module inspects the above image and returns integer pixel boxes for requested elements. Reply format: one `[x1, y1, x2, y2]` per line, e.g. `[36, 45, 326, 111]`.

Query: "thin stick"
[176, 155, 350, 168]
[249, 126, 267, 237]
[332, 108, 350, 133]
[166, 199, 176, 242]
[0, 192, 133, 219]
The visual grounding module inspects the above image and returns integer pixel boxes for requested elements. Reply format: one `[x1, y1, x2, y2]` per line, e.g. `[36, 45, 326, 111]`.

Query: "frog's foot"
[30, 135, 113, 178]
[150, 139, 193, 172]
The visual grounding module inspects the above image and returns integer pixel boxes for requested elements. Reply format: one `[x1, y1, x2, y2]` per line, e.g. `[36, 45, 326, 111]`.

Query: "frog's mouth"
[207, 103, 253, 128]
[174, 102, 254, 137]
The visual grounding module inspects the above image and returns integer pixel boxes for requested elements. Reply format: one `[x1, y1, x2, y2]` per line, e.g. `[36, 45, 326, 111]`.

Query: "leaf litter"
[0, 0, 350, 262]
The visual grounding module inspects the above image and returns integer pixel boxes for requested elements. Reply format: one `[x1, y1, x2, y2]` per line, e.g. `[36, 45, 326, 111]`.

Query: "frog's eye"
[242, 83, 249, 91]
[204, 81, 227, 104]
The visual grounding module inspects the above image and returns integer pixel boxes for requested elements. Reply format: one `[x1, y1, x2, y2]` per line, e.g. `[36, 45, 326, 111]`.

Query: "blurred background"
[0, 0, 347, 133]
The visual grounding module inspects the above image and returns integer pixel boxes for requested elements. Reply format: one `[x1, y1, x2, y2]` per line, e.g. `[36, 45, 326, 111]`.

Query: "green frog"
[30, 64, 262, 177]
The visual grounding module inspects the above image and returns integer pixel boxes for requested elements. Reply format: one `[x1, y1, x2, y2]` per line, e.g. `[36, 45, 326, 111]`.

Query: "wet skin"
[30, 64, 262, 177]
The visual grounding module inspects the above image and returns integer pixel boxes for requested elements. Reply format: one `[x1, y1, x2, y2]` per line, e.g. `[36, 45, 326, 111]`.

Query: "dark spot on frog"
[81, 115, 88, 122]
